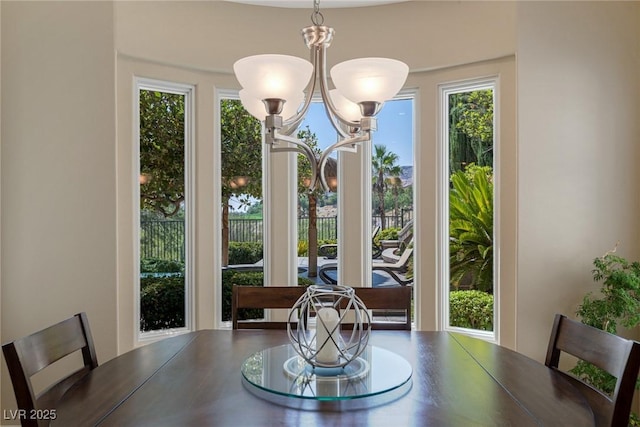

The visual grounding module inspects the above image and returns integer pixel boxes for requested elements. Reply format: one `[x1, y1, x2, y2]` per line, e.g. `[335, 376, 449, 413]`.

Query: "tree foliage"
[220, 99, 263, 203]
[139, 90, 186, 217]
[220, 99, 263, 266]
[449, 89, 494, 173]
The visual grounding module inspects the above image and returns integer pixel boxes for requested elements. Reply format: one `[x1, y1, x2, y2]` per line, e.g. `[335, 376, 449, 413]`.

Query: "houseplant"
[572, 246, 640, 425]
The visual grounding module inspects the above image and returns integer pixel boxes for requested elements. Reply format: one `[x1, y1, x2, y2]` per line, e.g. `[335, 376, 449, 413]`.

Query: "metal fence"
[140, 210, 412, 260]
[140, 220, 185, 261]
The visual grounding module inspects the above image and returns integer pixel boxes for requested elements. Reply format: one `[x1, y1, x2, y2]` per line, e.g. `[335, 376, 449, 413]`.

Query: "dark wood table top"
[52, 330, 595, 427]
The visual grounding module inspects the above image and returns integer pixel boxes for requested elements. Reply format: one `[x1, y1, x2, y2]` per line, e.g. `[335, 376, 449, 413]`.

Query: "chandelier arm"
[269, 129, 319, 191]
[316, 45, 361, 137]
[282, 49, 319, 136]
[317, 132, 370, 190]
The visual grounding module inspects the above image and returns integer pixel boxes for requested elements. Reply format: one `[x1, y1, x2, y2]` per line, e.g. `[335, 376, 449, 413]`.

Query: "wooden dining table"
[51, 330, 595, 427]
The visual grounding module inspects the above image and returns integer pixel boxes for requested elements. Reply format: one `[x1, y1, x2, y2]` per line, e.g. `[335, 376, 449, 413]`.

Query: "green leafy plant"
[572, 248, 640, 425]
[140, 276, 185, 331]
[228, 242, 263, 265]
[374, 227, 400, 246]
[449, 165, 493, 292]
[449, 290, 493, 331]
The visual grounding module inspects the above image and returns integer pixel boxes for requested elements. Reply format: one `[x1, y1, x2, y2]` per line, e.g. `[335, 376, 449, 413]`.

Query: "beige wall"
[516, 0, 640, 359]
[114, 1, 516, 73]
[1, 1, 117, 415]
[1, 0, 639, 418]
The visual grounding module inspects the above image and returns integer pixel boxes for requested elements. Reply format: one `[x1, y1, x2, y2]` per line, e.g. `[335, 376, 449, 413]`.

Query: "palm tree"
[372, 144, 401, 229]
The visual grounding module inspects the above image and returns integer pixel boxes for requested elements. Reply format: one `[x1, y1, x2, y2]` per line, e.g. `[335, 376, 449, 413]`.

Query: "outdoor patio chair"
[545, 313, 640, 427]
[380, 220, 413, 263]
[319, 225, 382, 260]
[2, 312, 98, 427]
[319, 246, 414, 286]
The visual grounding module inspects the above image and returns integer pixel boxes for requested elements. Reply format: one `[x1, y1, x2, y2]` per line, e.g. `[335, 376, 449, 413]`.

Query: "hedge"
[228, 242, 263, 265]
[140, 276, 185, 331]
[449, 290, 494, 331]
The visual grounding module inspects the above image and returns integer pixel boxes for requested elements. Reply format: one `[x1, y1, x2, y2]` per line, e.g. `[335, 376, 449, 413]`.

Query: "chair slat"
[545, 314, 640, 427]
[2, 312, 98, 427]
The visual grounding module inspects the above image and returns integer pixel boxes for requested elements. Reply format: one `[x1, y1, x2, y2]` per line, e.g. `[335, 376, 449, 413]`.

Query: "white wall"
[516, 0, 640, 359]
[1, 1, 117, 414]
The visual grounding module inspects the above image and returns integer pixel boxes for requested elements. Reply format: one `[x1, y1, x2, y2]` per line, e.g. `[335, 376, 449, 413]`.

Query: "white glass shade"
[238, 89, 267, 120]
[239, 89, 304, 121]
[329, 89, 361, 122]
[234, 54, 313, 103]
[330, 58, 409, 104]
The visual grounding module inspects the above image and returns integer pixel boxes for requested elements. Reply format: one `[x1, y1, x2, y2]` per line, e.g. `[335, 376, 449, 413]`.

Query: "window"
[218, 93, 264, 324]
[440, 79, 497, 340]
[371, 96, 415, 291]
[136, 78, 194, 338]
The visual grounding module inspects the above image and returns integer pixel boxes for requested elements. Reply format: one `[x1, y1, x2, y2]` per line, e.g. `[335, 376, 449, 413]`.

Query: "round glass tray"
[241, 345, 412, 410]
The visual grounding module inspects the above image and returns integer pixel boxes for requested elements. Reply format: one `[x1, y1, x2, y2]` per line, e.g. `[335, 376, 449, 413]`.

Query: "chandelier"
[233, 0, 409, 192]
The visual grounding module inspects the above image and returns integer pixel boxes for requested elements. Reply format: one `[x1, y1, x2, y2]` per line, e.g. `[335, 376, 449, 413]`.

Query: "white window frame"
[438, 77, 500, 343]
[135, 77, 196, 341]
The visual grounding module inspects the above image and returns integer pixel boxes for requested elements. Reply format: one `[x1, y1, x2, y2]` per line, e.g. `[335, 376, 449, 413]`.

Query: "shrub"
[228, 242, 263, 265]
[297, 240, 308, 257]
[140, 276, 185, 331]
[297, 239, 337, 256]
[140, 258, 184, 273]
[375, 227, 399, 246]
[449, 290, 493, 331]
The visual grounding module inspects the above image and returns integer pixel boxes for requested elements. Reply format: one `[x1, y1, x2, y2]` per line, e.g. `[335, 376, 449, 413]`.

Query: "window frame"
[135, 77, 196, 342]
[438, 76, 500, 343]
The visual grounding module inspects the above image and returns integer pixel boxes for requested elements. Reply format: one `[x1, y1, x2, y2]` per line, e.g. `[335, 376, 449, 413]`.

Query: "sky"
[300, 97, 414, 167]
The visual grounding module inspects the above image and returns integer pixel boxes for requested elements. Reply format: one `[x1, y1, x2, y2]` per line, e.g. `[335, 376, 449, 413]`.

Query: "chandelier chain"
[311, 0, 324, 26]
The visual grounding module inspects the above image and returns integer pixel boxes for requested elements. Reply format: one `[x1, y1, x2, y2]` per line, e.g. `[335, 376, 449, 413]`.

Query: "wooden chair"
[2, 312, 98, 427]
[352, 286, 412, 331]
[232, 285, 307, 329]
[545, 314, 640, 427]
[232, 285, 412, 331]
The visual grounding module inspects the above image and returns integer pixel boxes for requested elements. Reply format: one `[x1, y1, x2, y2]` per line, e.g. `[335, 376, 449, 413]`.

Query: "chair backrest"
[398, 220, 413, 247]
[232, 285, 412, 331]
[232, 285, 307, 329]
[545, 314, 640, 427]
[394, 245, 414, 268]
[2, 312, 98, 427]
[352, 286, 412, 331]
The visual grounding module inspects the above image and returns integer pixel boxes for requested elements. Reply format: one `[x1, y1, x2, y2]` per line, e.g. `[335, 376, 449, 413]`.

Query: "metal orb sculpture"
[287, 285, 371, 369]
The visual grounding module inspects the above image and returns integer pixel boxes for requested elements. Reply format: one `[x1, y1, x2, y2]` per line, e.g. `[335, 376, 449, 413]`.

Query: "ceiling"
[224, 0, 410, 8]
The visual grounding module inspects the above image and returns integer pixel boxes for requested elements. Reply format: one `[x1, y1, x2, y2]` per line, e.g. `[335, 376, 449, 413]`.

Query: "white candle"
[316, 307, 340, 364]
